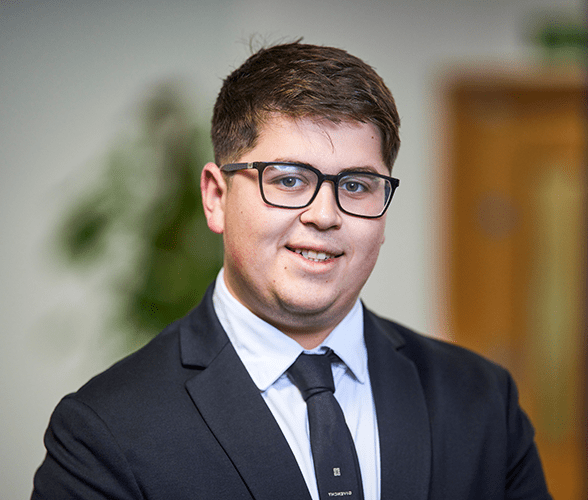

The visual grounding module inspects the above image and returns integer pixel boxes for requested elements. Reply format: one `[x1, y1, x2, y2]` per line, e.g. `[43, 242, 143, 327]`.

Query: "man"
[32, 42, 552, 499]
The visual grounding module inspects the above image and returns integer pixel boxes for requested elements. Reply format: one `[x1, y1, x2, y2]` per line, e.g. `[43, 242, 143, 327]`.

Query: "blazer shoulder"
[72, 283, 223, 409]
[72, 317, 185, 408]
[364, 309, 551, 500]
[364, 308, 512, 396]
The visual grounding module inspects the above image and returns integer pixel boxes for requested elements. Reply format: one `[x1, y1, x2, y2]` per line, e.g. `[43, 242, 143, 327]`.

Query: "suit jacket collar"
[179, 285, 431, 500]
[179, 283, 229, 368]
[180, 285, 312, 500]
[364, 307, 431, 500]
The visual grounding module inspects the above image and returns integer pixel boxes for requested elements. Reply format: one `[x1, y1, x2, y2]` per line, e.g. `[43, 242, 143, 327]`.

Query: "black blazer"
[32, 284, 551, 499]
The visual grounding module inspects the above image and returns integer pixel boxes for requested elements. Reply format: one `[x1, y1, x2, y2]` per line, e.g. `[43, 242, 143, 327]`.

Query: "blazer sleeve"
[504, 374, 553, 500]
[31, 395, 143, 500]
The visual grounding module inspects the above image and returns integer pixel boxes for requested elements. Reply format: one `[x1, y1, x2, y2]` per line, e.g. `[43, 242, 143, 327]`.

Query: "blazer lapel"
[181, 287, 311, 500]
[364, 309, 431, 500]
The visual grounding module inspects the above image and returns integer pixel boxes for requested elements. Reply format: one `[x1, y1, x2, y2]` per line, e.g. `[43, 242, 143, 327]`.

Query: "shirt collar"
[212, 269, 367, 392]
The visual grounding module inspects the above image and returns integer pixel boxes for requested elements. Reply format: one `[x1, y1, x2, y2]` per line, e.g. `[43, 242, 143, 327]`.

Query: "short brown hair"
[211, 41, 400, 170]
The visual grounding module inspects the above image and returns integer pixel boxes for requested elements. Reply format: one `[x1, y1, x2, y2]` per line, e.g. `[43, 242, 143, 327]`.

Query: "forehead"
[240, 115, 388, 175]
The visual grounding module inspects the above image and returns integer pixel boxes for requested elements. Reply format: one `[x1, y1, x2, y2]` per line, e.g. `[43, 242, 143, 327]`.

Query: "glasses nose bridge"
[303, 172, 343, 224]
[313, 172, 341, 205]
[315, 172, 340, 192]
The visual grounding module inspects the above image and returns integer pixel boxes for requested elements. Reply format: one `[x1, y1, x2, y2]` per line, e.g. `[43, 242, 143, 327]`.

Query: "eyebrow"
[272, 158, 383, 175]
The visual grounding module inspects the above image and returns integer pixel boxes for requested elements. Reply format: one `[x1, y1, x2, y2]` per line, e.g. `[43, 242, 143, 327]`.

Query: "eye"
[263, 165, 315, 192]
[339, 173, 384, 198]
[340, 180, 367, 193]
[278, 176, 304, 189]
[340, 177, 374, 195]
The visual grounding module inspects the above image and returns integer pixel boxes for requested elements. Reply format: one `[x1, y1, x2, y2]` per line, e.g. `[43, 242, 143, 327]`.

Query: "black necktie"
[287, 350, 364, 500]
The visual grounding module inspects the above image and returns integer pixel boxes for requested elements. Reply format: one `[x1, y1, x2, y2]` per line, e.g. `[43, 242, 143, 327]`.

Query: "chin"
[276, 290, 341, 317]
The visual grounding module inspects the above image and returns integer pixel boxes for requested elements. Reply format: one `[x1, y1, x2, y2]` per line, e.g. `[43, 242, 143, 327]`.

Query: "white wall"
[0, 0, 582, 497]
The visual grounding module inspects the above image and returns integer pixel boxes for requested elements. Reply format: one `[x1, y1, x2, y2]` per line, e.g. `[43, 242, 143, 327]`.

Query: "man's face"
[203, 115, 388, 344]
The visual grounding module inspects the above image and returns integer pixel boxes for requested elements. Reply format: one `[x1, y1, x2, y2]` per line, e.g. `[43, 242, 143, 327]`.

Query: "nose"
[299, 181, 342, 230]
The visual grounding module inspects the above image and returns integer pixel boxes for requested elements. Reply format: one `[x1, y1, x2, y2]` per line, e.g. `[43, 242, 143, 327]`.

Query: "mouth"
[288, 247, 342, 262]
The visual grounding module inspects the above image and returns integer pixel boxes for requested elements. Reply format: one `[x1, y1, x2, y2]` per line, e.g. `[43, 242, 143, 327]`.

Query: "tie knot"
[287, 350, 336, 401]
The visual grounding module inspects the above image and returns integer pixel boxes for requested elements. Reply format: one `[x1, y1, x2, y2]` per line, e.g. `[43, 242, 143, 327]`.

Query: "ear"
[201, 162, 227, 234]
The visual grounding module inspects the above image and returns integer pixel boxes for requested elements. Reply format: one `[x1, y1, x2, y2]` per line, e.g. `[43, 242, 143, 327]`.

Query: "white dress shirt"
[212, 269, 380, 500]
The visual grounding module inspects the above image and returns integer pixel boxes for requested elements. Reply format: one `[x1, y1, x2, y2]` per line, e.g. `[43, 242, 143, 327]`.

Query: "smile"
[291, 248, 339, 262]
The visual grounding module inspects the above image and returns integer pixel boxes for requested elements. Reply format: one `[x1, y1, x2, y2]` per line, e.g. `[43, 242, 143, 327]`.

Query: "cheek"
[362, 223, 386, 251]
[356, 226, 386, 270]
[222, 205, 249, 267]
[224, 221, 252, 269]
[224, 237, 245, 269]
[223, 210, 270, 271]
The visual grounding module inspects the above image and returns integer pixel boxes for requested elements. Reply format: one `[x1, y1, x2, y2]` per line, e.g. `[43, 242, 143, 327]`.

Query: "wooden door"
[443, 66, 586, 499]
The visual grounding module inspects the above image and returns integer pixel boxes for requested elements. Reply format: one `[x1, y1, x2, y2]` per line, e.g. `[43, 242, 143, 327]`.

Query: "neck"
[253, 305, 346, 350]
[281, 328, 333, 350]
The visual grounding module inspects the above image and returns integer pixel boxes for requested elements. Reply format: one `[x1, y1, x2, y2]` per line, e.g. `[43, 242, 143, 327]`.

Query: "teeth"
[294, 248, 336, 262]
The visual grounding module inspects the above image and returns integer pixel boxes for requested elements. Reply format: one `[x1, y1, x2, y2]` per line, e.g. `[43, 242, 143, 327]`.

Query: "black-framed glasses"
[220, 161, 399, 219]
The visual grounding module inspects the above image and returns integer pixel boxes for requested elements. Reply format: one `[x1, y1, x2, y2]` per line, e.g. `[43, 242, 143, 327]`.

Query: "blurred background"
[0, 0, 585, 498]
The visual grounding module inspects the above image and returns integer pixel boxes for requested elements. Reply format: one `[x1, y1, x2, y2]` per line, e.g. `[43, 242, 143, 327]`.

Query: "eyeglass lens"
[261, 164, 391, 217]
